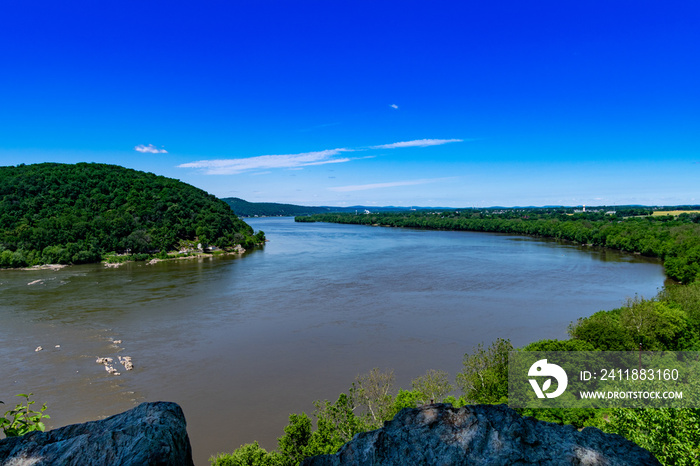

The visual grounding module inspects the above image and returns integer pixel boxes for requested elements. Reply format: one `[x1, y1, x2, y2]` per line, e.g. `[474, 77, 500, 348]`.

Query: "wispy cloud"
[390, 104, 399, 109]
[371, 139, 463, 149]
[135, 144, 168, 154]
[178, 149, 356, 175]
[178, 137, 463, 175]
[330, 177, 455, 192]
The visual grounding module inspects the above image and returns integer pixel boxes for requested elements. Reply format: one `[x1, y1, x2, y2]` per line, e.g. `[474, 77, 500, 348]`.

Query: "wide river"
[1, 217, 667, 464]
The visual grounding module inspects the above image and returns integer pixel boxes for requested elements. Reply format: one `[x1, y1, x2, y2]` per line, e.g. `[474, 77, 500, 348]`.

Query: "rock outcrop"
[303, 403, 660, 466]
[0, 401, 193, 466]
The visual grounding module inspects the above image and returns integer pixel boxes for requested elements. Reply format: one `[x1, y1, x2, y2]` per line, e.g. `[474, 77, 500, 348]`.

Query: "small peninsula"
[0, 163, 264, 268]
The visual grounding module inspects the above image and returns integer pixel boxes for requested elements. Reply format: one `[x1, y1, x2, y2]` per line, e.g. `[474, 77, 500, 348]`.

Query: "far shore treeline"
[0, 163, 264, 268]
[296, 209, 700, 284]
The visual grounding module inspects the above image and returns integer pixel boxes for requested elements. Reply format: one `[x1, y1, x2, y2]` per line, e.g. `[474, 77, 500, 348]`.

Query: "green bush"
[0, 394, 50, 437]
[603, 408, 700, 465]
[210, 442, 284, 466]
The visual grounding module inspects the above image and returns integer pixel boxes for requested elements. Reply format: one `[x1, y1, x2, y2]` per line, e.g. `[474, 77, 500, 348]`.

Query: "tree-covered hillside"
[221, 197, 340, 217]
[0, 163, 263, 267]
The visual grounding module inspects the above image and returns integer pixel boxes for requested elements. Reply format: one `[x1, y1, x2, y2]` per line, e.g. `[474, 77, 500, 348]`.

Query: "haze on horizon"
[1, 1, 698, 208]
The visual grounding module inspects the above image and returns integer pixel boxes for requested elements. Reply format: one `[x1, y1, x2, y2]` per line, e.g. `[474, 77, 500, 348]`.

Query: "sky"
[1, 1, 699, 207]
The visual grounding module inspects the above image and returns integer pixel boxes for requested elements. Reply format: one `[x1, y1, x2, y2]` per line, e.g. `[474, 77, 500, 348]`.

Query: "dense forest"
[0, 163, 264, 267]
[297, 209, 700, 284]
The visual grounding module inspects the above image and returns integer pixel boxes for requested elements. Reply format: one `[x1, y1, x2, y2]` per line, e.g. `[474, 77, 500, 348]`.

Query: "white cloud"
[371, 139, 463, 149]
[178, 149, 356, 175]
[176, 136, 465, 175]
[135, 144, 168, 154]
[390, 104, 399, 109]
[329, 177, 454, 192]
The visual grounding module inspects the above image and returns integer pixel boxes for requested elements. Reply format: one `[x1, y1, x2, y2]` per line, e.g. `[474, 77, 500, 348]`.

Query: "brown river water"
[0, 217, 667, 464]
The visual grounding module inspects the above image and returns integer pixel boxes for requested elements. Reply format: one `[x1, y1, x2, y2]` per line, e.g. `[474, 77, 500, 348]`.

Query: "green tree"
[388, 389, 422, 416]
[277, 413, 312, 465]
[604, 408, 700, 466]
[311, 393, 364, 448]
[352, 368, 395, 429]
[456, 338, 512, 404]
[568, 310, 635, 350]
[411, 369, 452, 404]
[522, 338, 595, 352]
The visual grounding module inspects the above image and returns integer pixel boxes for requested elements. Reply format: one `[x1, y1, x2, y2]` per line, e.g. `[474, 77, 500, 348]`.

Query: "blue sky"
[1, 1, 698, 207]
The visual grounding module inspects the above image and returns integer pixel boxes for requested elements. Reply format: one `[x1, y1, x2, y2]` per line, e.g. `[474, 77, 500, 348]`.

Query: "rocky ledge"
[0, 401, 193, 466]
[303, 403, 660, 466]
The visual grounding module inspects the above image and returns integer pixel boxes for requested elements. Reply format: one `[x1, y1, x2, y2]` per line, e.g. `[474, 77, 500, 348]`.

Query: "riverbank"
[19, 264, 68, 271]
[102, 246, 247, 268]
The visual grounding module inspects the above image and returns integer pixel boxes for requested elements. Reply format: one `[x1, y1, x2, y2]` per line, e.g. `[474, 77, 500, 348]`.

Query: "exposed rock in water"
[302, 403, 660, 466]
[0, 401, 193, 466]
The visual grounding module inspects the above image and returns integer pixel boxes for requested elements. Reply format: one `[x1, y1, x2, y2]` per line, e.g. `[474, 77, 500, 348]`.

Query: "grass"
[652, 210, 700, 216]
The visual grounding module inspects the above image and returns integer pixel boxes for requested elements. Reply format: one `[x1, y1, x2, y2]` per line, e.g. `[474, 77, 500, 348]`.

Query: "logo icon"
[528, 359, 568, 399]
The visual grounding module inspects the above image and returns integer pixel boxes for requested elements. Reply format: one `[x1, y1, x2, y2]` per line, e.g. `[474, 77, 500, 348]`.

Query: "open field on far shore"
[652, 210, 700, 216]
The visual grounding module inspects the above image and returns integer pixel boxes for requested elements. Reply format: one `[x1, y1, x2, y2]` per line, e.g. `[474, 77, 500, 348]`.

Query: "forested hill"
[221, 197, 339, 217]
[0, 163, 262, 267]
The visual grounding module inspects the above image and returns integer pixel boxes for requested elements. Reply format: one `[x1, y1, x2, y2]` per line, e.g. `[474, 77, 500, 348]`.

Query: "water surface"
[0, 218, 666, 464]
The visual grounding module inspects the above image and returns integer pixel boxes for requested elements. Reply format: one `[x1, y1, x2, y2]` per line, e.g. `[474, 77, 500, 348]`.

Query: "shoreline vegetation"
[14, 249, 247, 271]
[101, 245, 249, 268]
[17, 244, 251, 271]
[0, 163, 265, 269]
[207, 210, 700, 465]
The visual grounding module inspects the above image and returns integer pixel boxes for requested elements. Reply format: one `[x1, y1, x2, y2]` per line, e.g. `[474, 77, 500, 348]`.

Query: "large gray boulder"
[303, 403, 660, 466]
[0, 401, 193, 466]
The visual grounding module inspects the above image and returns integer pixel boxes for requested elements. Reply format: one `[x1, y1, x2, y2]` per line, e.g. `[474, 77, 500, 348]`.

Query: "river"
[0, 217, 666, 464]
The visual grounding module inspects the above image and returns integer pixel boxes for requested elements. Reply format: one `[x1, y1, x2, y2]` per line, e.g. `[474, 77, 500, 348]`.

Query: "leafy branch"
[0, 393, 50, 437]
